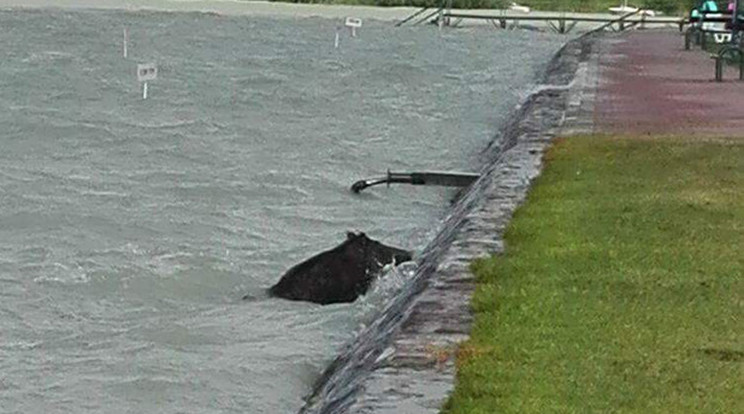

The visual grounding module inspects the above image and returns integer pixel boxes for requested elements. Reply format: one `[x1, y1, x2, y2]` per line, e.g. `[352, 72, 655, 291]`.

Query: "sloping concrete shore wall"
[300, 32, 600, 414]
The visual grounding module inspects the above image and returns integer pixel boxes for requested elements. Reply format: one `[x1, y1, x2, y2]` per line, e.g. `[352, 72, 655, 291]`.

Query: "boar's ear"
[347, 231, 357, 240]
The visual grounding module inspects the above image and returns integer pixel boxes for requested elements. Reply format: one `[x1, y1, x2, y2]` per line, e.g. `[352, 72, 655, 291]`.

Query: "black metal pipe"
[351, 171, 480, 193]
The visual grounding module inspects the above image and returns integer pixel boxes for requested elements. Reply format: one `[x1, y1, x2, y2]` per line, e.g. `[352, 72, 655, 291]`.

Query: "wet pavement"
[595, 30, 744, 136]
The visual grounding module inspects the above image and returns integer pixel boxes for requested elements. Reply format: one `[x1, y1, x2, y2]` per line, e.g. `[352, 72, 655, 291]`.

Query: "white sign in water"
[344, 17, 362, 37]
[344, 17, 362, 28]
[136, 63, 157, 99]
[137, 63, 158, 82]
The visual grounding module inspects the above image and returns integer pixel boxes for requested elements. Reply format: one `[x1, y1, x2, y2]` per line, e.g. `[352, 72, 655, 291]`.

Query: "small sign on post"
[344, 17, 362, 37]
[137, 63, 157, 100]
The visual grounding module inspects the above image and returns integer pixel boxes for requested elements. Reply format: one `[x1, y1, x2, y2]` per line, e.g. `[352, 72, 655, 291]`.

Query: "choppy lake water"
[0, 8, 566, 413]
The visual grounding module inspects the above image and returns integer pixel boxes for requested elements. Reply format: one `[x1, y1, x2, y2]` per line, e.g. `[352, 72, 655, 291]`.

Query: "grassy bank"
[444, 135, 744, 413]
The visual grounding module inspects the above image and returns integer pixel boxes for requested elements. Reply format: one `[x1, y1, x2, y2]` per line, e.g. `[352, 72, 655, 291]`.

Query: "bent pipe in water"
[350, 170, 480, 193]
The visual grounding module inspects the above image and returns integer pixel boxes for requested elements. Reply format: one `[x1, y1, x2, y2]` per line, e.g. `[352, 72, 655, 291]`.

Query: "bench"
[684, 0, 744, 80]
[685, 12, 733, 50]
[711, 42, 744, 81]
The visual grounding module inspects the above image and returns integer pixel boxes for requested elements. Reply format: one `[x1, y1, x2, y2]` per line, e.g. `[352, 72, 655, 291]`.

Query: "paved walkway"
[594, 30, 744, 136]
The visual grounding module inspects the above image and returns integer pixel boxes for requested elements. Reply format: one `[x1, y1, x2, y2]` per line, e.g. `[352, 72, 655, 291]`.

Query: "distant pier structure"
[397, 6, 687, 33]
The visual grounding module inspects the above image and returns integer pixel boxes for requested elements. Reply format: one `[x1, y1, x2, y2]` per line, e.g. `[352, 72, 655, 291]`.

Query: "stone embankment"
[300, 31, 601, 414]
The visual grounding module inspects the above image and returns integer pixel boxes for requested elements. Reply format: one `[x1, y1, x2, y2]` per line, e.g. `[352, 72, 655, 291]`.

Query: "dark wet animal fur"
[266, 232, 411, 305]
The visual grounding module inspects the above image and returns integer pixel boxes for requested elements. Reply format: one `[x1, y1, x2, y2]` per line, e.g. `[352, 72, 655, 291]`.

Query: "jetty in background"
[398, 7, 687, 33]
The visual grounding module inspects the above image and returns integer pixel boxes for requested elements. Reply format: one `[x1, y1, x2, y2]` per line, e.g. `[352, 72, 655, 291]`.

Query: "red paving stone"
[595, 30, 744, 136]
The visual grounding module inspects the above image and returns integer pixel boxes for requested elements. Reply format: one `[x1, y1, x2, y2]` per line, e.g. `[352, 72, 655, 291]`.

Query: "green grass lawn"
[444, 135, 744, 413]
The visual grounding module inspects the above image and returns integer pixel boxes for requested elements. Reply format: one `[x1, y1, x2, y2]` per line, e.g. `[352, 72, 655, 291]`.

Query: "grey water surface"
[0, 9, 566, 413]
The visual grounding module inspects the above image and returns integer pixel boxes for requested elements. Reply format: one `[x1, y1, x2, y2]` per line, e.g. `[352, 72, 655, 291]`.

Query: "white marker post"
[334, 26, 340, 49]
[123, 28, 129, 58]
[137, 63, 157, 100]
[344, 17, 362, 38]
